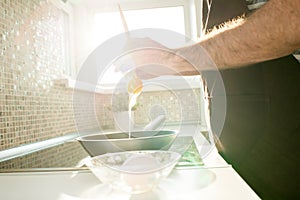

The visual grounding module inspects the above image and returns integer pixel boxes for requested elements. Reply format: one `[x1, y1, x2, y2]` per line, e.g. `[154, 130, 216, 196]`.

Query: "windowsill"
[56, 76, 202, 94]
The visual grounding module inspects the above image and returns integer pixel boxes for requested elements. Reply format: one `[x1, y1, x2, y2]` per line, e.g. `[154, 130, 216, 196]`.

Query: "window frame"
[87, 0, 203, 91]
[71, 0, 204, 91]
[89, 0, 200, 40]
[50, 0, 75, 78]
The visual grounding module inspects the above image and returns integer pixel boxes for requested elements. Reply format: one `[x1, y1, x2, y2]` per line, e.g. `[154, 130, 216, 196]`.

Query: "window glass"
[93, 6, 186, 85]
[93, 6, 185, 47]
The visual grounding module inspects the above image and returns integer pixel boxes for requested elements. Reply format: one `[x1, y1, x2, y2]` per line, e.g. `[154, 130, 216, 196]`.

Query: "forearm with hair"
[180, 0, 300, 70]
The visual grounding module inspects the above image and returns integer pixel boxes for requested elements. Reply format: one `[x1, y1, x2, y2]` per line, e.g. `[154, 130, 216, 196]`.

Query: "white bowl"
[85, 150, 180, 194]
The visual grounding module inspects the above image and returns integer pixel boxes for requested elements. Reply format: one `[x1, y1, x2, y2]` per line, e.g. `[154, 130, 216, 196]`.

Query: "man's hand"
[116, 37, 200, 80]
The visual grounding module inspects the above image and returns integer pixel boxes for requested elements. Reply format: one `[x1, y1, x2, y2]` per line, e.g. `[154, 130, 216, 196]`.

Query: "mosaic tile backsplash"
[1, 0, 76, 151]
[0, 0, 203, 169]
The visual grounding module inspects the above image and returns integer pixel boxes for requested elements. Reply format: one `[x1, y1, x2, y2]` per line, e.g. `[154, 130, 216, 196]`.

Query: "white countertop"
[0, 167, 260, 200]
[0, 125, 261, 200]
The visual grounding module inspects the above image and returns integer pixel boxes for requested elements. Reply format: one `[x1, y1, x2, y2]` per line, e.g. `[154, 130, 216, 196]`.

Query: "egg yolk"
[128, 76, 143, 94]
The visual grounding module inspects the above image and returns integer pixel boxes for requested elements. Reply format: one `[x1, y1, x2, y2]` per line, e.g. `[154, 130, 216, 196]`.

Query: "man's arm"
[175, 0, 300, 72]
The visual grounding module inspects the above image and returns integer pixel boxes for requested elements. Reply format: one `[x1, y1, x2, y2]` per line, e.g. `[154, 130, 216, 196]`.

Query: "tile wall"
[0, 0, 202, 169]
[0, 0, 100, 168]
[135, 89, 201, 125]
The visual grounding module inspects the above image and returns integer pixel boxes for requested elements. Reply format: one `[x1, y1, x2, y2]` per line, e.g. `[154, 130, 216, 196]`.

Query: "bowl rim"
[76, 130, 178, 142]
[86, 150, 181, 174]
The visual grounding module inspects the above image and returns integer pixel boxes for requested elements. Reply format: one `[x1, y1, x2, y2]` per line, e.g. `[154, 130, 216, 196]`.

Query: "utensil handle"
[118, 4, 130, 36]
[143, 115, 166, 131]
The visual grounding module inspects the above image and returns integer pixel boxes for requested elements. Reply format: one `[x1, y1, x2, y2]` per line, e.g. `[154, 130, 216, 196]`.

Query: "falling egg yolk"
[128, 76, 143, 94]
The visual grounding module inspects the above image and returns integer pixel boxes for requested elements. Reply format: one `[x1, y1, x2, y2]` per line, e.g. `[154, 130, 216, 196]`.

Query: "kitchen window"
[72, 0, 202, 90]
[92, 6, 186, 87]
[62, 10, 72, 77]
[90, 0, 201, 50]
[93, 6, 186, 50]
[51, 0, 75, 77]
